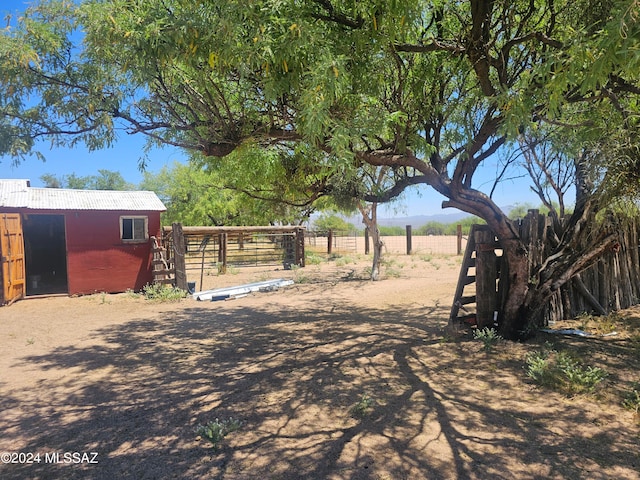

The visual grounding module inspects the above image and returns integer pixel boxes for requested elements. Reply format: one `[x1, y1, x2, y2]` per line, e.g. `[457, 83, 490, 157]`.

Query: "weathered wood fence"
[454, 210, 640, 326]
[521, 210, 640, 323]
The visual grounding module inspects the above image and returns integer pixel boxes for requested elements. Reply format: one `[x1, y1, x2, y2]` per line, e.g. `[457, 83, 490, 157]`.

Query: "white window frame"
[120, 215, 149, 243]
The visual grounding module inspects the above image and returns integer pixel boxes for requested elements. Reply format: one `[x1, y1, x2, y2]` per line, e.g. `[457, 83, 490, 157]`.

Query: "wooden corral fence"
[451, 210, 640, 327]
[154, 224, 305, 291]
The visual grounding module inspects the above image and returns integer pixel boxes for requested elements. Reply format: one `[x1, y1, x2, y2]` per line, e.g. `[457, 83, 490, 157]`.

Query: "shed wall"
[0, 207, 161, 295]
[64, 210, 161, 294]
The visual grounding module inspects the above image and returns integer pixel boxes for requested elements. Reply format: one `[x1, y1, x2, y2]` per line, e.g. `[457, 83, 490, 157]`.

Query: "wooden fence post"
[327, 229, 333, 255]
[217, 233, 227, 274]
[406, 225, 412, 255]
[364, 227, 370, 255]
[475, 228, 497, 328]
[457, 224, 462, 255]
[295, 227, 305, 267]
[171, 222, 188, 291]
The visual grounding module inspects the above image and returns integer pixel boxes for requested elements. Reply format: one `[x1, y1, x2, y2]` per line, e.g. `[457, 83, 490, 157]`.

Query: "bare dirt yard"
[1, 253, 639, 479]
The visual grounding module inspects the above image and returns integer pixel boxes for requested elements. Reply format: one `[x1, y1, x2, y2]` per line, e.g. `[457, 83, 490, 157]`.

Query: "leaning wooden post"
[456, 224, 462, 255]
[475, 228, 497, 329]
[406, 225, 413, 255]
[218, 233, 228, 274]
[364, 227, 370, 255]
[171, 222, 188, 291]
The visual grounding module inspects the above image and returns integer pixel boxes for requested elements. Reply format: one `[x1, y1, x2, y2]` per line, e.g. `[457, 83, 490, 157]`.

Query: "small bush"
[196, 417, 243, 450]
[526, 347, 608, 395]
[335, 255, 356, 266]
[473, 327, 502, 352]
[305, 252, 324, 265]
[124, 288, 140, 299]
[350, 394, 374, 418]
[142, 283, 187, 302]
[576, 311, 620, 334]
[622, 382, 640, 416]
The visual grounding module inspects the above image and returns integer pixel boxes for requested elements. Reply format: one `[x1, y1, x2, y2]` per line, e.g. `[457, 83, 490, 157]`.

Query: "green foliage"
[381, 257, 403, 278]
[622, 382, 640, 415]
[378, 225, 405, 236]
[4, 0, 640, 208]
[334, 254, 358, 266]
[304, 251, 324, 265]
[40, 170, 134, 190]
[473, 327, 503, 352]
[575, 311, 621, 335]
[526, 346, 608, 395]
[414, 216, 485, 236]
[196, 417, 243, 450]
[140, 160, 311, 226]
[141, 283, 187, 302]
[349, 394, 374, 418]
[507, 203, 537, 220]
[3, 0, 640, 201]
[312, 213, 355, 233]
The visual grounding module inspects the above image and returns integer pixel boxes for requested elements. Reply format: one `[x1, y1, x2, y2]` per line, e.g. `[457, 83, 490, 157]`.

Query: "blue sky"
[1, 0, 541, 217]
[2, 136, 539, 217]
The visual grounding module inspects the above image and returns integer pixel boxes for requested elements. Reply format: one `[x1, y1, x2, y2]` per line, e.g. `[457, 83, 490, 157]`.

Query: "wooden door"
[1, 214, 26, 304]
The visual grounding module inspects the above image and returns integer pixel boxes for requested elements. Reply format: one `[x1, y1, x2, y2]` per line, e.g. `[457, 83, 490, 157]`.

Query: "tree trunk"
[498, 238, 532, 339]
[358, 202, 384, 281]
[369, 227, 384, 281]
[443, 193, 534, 339]
[443, 184, 618, 340]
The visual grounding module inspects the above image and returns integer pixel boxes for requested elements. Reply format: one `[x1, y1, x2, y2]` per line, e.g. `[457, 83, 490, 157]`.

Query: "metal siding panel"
[0, 180, 30, 208]
[65, 211, 158, 294]
[27, 189, 166, 211]
[0, 180, 165, 211]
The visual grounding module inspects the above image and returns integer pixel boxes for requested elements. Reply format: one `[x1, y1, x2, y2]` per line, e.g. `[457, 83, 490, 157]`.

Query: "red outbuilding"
[0, 179, 166, 304]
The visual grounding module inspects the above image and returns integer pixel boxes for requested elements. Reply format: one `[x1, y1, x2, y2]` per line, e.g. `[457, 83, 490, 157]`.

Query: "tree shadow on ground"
[1, 296, 638, 479]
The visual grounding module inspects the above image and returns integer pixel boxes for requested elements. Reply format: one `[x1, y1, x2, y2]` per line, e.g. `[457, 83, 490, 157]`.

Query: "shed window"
[120, 216, 148, 243]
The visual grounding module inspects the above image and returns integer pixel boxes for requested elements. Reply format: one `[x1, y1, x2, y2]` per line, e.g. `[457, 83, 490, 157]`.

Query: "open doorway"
[22, 214, 68, 295]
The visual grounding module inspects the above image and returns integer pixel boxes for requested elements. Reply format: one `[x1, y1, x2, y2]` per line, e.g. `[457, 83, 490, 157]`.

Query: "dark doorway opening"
[23, 214, 68, 295]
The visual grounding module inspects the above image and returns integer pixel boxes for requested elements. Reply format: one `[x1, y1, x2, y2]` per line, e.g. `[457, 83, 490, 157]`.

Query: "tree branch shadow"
[0, 297, 637, 479]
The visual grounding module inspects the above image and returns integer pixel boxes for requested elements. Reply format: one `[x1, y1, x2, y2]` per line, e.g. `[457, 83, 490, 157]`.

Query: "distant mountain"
[310, 205, 519, 230]
[339, 211, 472, 228]
[378, 212, 471, 227]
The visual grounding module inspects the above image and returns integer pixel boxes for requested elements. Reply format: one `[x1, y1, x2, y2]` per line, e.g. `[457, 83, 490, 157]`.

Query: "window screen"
[121, 216, 148, 242]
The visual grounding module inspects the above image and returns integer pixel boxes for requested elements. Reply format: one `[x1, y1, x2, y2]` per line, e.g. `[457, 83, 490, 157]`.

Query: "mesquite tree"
[2, 0, 640, 338]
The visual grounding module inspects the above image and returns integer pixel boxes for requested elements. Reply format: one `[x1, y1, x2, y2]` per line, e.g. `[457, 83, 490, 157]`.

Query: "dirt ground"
[1, 253, 639, 480]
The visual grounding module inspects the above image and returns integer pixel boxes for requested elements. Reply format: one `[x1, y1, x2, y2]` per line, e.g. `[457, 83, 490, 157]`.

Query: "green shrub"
[305, 251, 324, 265]
[379, 225, 405, 236]
[622, 382, 640, 415]
[526, 347, 608, 395]
[142, 283, 187, 302]
[196, 417, 243, 450]
[473, 327, 503, 352]
[313, 213, 355, 232]
[350, 394, 374, 418]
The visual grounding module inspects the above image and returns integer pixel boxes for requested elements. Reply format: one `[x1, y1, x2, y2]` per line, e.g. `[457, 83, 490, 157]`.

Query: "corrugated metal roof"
[0, 179, 30, 208]
[0, 180, 166, 211]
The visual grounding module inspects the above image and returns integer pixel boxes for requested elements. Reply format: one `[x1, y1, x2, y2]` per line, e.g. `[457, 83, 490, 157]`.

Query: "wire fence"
[305, 228, 466, 256]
